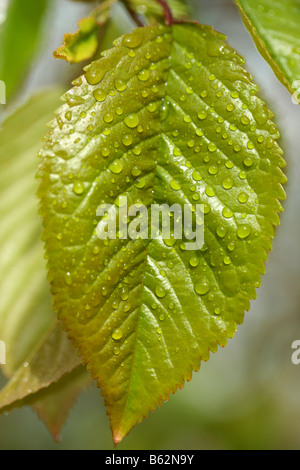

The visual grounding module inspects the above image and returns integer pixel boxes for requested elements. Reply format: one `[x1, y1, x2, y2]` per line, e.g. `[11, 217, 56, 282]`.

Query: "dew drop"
[189, 257, 199, 267]
[124, 113, 139, 128]
[238, 192, 249, 204]
[147, 102, 157, 113]
[226, 103, 235, 112]
[222, 177, 234, 189]
[102, 147, 110, 157]
[230, 91, 239, 99]
[222, 207, 233, 219]
[109, 159, 124, 174]
[170, 179, 182, 191]
[208, 165, 218, 175]
[160, 102, 169, 121]
[73, 181, 85, 195]
[134, 177, 146, 189]
[241, 115, 250, 126]
[122, 135, 133, 146]
[156, 286, 166, 298]
[194, 281, 210, 296]
[123, 303, 131, 312]
[195, 128, 204, 137]
[132, 166, 141, 177]
[192, 170, 202, 181]
[112, 328, 123, 341]
[64, 272, 72, 286]
[225, 160, 234, 169]
[223, 256, 231, 265]
[94, 89, 106, 102]
[205, 185, 215, 197]
[198, 110, 208, 120]
[237, 224, 252, 239]
[122, 34, 142, 48]
[203, 203, 211, 214]
[184, 115, 192, 123]
[208, 142, 217, 153]
[114, 79, 127, 92]
[216, 226, 227, 238]
[227, 241, 236, 252]
[257, 135, 264, 143]
[138, 70, 150, 82]
[103, 112, 114, 123]
[254, 111, 268, 126]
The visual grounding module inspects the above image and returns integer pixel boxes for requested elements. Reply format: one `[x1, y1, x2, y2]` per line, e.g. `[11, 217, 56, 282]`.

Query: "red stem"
[121, 0, 145, 27]
[155, 0, 174, 26]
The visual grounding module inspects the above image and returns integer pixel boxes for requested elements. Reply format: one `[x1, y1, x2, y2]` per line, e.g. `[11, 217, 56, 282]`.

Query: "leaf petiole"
[154, 0, 174, 25]
[121, 0, 146, 27]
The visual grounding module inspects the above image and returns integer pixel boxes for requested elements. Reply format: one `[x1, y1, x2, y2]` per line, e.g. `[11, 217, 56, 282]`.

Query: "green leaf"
[54, 3, 112, 64]
[0, 90, 60, 375]
[0, 322, 82, 412]
[30, 366, 92, 442]
[38, 23, 286, 444]
[0, 91, 88, 433]
[0, 0, 50, 101]
[235, 0, 300, 102]
[54, 0, 190, 64]
[128, 0, 190, 23]
[54, 17, 103, 64]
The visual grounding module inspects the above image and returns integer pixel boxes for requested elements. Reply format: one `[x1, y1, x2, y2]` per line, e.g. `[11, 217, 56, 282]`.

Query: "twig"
[121, 1, 145, 27]
[154, 0, 174, 26]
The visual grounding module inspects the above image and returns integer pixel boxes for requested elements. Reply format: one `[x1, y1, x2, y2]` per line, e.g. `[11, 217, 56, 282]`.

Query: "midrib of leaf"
[116, 31, 174, 432]
[39, 24, 286, 444]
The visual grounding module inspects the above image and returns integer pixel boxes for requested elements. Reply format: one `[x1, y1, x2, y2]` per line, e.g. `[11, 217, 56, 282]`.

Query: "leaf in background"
[0, 0, 50, 101]
[235, 0, 300, 102]
[30, 366, 92, 442]
[0, 91, 90, 435]
[54, 0, 189, 65]
[54, 1, 112, 64]
[128, 0, 190, 23]
[127, 0, 189, 23]
[38, 24, 286, 444]
[0, 322, 82, 411]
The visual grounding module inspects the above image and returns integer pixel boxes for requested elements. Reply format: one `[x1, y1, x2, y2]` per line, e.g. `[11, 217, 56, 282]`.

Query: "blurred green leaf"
[0, 90, 90, 435]
[54, 16, 103, 64]
[54, 2, 112, 64]
[128, 0, 190, 23]
[30, 366, 92, 442]
[0, 0, 51, 101]
[0, 322, 82, 411]
[54, 0, 190, 65]
[236, 0, 300, 101]
[38, 24, 286, 444]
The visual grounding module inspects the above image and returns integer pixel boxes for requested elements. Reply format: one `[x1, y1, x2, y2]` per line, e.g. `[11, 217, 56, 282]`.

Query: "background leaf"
[54, 0, 190, 64]
[0, 0, 51, 101]
[39, 23, 286, 443]
[54, 2, 112, 64]
[0, 90, 90, 436]
[235, 0, 300, 101]
[127, 0, 190, 23]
